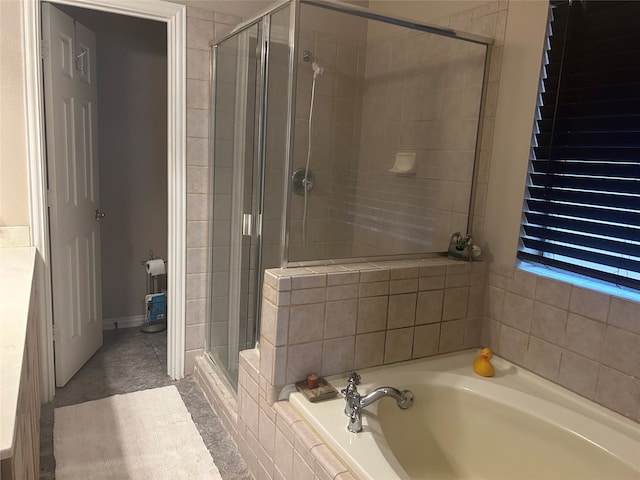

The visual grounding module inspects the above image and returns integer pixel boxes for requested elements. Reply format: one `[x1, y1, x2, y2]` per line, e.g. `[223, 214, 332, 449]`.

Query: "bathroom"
[1, 0, 639, 478]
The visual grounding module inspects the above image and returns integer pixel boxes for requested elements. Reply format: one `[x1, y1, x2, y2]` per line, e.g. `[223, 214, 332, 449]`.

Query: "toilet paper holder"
[140, 251, 167, 295]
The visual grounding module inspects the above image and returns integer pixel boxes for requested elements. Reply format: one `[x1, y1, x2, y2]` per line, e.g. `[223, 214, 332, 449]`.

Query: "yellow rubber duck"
[473, 348, 495, 377]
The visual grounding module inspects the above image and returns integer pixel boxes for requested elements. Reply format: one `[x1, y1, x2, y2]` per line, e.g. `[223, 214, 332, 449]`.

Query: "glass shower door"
[208, 23, 261, 389]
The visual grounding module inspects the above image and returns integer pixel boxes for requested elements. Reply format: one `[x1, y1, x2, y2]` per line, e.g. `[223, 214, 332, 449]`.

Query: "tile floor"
[39, 327, 251, 480]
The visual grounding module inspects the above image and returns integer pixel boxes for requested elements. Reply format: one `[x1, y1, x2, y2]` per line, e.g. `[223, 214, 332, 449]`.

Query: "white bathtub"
[289, 351, 640, 480]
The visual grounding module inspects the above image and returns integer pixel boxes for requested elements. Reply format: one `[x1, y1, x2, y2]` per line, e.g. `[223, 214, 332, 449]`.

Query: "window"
[518, 0, 640, 290]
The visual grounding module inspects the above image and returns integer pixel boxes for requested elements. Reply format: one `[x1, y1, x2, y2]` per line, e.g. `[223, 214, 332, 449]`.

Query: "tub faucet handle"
[342, 371, 361, 417]
[347, 392, 363, 433]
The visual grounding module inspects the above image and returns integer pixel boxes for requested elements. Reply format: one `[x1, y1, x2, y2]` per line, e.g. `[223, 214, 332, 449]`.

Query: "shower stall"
[207, 0, 492, 389]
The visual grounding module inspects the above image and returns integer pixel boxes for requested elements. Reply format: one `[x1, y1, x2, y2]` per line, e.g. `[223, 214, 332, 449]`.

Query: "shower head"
[302, 50, 323, 77]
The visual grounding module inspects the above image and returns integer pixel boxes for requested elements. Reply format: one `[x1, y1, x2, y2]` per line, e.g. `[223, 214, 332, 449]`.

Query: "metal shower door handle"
[95, 209, 106, 221]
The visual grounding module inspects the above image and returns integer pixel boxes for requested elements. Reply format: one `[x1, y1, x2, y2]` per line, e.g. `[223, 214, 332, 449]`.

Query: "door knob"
[95, 209, 106, 221]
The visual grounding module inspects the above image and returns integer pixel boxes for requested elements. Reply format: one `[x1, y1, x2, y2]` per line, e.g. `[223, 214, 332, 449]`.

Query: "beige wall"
[484, 0, 548, 266]
[0, 0, 30, 227]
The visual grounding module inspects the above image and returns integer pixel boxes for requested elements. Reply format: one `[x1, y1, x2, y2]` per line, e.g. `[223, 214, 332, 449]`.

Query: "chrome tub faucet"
[341, 371, 414, 433]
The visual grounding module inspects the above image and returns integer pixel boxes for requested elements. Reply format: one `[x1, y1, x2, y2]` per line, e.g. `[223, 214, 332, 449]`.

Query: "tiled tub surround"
[259, 258, 487, 402]
[195, 257, 486, 480]
[195, 258, 640, 480]
[195, 350, 357, 480]
[482, 263, 640, 422]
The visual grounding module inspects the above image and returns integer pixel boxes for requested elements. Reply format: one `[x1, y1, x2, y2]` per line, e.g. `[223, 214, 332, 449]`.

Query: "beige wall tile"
[292, 451, 314, 480]
[413, 324, 440, 358]
[312, 445, 348, 480]
[439, 319, 465, 353]
[595, 366, 640, 419]
[259, 410, 276, 456]
[464, 316, 483, 347]
[291, 287, 326, 305]
[416, 290, 443, 325]
[502, 292, 533, 333]
[357, 296, 388, 333]
[467, 285, 485, 317]
[498, 325, 528, 365]
[186, 16, 214, 50]
[569, 287, 610, 322]
[360, 269, 389, 282]
[274, 427, 294, 479]
[286, 342, 322, 384]
[387, 293, 417, 329]
[359, 280, 389, 297]
[505, 269, 536, 298]
[531, 301, 566, 345]
[601, 326, 640, 377]
[558, 351, 599, 399]
[535, 277, 571, 310]
[292, 274, 327, 289]
[186, 220, 208, 247]
[322, 336, 355, 375]
[326, 283, 358, 301]
[442, 287, 469, 320]
[187, 48, 209, 81]
[608, 297, 640, 336]
[445, 273, 471, 288]
[354, 332, 385, 369]
[524, 337, 561, 381]
[390, 267, 419, 280]
[563, 313, 606, 361]
[481, 317, 500, 351]
[186, 298, 206, 325]
[186, 324, 206, 350]
[485, 285, 504, 321]
[324, 299, 357, 339]
[289, 303, 325, 344]
[326, 271, 359, 286]
[390, 278, 418, 294]
[384, 327, 414, 363]
[419, 275, 445, 291]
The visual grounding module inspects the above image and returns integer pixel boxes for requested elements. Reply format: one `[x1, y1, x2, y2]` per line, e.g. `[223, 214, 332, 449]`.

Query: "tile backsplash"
[483, 263, 640, 421]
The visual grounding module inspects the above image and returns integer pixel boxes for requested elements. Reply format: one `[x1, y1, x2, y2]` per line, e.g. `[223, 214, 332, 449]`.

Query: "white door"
[42, 3, 103, 387]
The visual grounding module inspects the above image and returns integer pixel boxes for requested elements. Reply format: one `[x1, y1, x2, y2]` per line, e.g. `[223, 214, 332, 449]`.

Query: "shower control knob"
[292, 168, 315, 196]
[95, 209, 106, 221]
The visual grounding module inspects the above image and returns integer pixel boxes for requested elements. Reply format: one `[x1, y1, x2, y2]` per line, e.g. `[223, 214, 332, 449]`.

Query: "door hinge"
[52, 324, 59, 342]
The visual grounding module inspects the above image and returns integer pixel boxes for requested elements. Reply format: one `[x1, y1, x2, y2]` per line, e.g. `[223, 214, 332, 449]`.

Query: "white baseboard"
[103, 315, 146, 330]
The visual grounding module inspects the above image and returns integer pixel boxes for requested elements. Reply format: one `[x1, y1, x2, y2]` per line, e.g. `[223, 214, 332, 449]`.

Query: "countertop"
[0, 247, 37, 458]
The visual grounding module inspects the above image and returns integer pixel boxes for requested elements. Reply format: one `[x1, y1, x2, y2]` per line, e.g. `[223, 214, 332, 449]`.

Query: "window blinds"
[518, 1, 640, 290]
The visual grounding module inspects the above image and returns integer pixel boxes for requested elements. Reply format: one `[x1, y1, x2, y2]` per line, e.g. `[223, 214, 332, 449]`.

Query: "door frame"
[22, 0, 187, 402]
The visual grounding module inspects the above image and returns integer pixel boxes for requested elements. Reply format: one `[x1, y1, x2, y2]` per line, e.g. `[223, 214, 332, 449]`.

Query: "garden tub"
[289, 351, 640, 480]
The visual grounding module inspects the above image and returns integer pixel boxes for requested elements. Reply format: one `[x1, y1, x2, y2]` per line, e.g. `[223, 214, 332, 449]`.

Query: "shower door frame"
[207, 14, 274, 386]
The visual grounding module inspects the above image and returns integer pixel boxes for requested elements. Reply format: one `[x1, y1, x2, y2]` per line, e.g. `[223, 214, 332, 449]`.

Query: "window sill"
[517, 260, 640, 305]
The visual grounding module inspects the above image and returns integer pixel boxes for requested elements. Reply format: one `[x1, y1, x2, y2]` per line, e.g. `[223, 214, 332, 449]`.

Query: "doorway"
[45, 2, 169, 386]
[23, 0, 186, 401]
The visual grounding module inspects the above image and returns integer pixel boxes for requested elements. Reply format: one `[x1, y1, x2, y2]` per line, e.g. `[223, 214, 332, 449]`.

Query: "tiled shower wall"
[185, 7, 241, 373]
[350, 2, 507, 257]
[483, 264, 640, 421]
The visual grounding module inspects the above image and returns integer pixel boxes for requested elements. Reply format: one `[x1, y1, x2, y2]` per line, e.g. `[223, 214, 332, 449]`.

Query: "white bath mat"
[54, 386, 222, 480]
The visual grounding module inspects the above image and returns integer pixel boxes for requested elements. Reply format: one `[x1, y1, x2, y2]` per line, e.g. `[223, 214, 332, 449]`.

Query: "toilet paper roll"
[146, 259, 166, 276]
